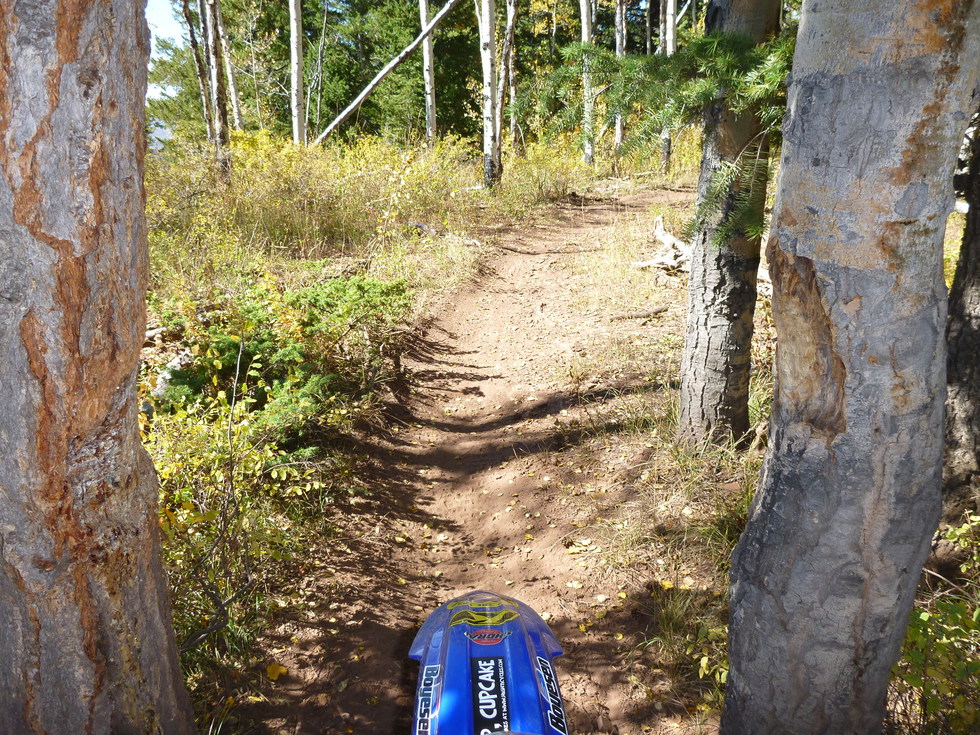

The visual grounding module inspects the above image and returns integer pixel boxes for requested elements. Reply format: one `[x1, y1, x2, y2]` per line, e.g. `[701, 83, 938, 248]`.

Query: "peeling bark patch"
[768, 241, 846, 438]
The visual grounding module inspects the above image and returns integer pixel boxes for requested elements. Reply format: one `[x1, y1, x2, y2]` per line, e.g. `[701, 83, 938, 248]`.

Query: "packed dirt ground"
[234, 184, 755, 734]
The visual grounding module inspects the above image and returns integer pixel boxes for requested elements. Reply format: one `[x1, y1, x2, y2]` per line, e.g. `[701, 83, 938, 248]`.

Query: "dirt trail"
[242, 187, 704, 735]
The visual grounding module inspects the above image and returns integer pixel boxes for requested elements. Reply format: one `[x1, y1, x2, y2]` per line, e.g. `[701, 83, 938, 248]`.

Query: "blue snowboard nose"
[409, 590, 570, 735]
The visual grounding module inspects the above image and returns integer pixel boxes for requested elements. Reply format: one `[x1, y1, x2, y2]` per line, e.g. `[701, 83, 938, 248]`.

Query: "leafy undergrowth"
[886, 513, 980, 734]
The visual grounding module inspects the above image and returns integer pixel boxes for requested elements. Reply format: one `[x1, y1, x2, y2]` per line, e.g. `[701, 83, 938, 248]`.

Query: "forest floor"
[235, 184, 736, 735]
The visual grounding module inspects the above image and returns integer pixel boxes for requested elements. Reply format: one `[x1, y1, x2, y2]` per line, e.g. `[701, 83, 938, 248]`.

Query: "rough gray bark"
[579, 0, 595, 165]
[477, 0, 502, 185]
[0, 0, 195, 731]
[420, 0, 437, 142]
[676, 0, 780, 447]
[723, 2, 980, 733]
[946, 111, 980, 508]
[289, 0, 306, 144]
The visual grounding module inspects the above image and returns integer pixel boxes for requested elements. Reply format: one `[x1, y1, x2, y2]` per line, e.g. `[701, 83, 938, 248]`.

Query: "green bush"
[153, 274, 411, 440]
[888, 513, 980, 733]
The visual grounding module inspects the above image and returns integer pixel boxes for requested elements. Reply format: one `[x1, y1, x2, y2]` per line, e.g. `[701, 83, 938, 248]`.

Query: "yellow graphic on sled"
[449, 609, 520, 627]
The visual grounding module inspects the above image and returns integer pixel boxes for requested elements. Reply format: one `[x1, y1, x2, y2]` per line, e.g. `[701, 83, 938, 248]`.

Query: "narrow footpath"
[241, 186, 708, 735]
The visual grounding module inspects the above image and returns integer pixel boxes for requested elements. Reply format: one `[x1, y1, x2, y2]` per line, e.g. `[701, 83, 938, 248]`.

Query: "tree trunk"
[0, 0, 195, 731]
[216, 0, 244, 130]
[179, 0, 215, 140]
[477, 0, 502, 186]
[420, 0, 438, 142]
[204, 0, 230, 158]
[510, 19, 523, 156]
[579, 0, 595, 165]
[614, 0, 627, 151]
[496, 0, 518, 151]
[676, 0, 780, 447]
[659, 0, 667, 53]
[289, 0, 306, 144]
[660, 0, 677, 166]
[646, 0, 653, 54]
[723, 2, 980, 733]
[946, 111, 980, 508]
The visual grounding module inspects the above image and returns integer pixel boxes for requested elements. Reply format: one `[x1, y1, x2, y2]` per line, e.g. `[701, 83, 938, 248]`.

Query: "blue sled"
[409, 590, 569, 735]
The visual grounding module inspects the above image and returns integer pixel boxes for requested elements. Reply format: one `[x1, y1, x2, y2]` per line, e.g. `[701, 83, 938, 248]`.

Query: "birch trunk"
[614, 0, 627, 150]
[204, 0, 230, 154]
[661, 0, 677, 166]
[659, 0, 667, 53]
[216, 0, 244, 130]
[420, 0, 437, 142]
[646, 0, 653, 54]
[179, 0, 214, 139]
[0, 0, 194, 730]
[946, 111, 980, 503]
[510, 32, 522, 156]
[579, 0, 594, 165]
[723, 2, 980, 731]
[676, 0, 780, 447]
[289, 0, 306, 145]
[496, 0, 518, 151]
[477, 0, 502, 186]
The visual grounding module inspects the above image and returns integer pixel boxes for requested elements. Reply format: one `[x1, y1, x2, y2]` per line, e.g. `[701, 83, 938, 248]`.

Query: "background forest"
[136, 0, 980, 732]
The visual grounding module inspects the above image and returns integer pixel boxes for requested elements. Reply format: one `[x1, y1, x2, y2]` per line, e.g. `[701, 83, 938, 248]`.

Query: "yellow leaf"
[266, 663, 287, 681]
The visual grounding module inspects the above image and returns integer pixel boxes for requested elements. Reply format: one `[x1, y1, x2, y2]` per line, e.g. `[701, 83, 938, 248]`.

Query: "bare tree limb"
[313, 0, 467, 145]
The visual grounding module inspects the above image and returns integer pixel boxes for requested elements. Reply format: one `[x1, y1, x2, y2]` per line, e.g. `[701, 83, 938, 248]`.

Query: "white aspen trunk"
[204, 0, 230, 167]
[289, 0, 306, 145]
[579, 0, 594, 165]
[659, 0, 667, 53]
[496, 0, 518, 151]
[0, 0, 195, 730]
[420, 0, 438, 142]
[723, 1, 980, 732]
[661, 0, 677, 167]
[614, 0, 627, 150]
[179, 0, 215, 139]
[477, 0, 501, 186]
[510, 26, 522, 155]
[646, 0, 653, 54]
[216, 0, 244, 130]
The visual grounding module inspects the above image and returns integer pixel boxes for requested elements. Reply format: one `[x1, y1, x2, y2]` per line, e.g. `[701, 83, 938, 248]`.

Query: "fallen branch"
[633, 216, 691, 272]
[610, 306, 668, 321]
